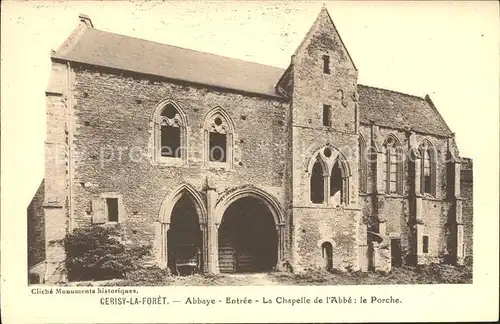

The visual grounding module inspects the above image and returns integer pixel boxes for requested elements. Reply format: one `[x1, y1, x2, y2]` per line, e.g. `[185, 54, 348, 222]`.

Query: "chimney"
[78, 14, 94, 28]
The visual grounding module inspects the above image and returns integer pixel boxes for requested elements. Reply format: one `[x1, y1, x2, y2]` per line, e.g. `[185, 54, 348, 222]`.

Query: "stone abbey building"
[28, 8, 473, 283]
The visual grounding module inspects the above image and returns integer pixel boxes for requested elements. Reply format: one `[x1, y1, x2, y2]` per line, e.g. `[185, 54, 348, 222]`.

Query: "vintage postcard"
[1, 1, 499, 323]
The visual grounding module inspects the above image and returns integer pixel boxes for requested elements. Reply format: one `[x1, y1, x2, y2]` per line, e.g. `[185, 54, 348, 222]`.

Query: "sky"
[1, 0, 499, 207]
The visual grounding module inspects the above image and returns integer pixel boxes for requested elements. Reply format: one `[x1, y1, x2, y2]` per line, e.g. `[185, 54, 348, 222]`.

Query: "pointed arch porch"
[156, 183, 208, 271]
[214, 186, 285, 272]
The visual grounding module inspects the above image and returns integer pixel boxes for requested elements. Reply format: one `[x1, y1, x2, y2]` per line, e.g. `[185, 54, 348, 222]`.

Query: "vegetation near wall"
[63, 225, 151, 281]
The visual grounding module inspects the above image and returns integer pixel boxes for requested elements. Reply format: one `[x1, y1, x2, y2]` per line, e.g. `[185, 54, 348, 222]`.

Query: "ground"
[62, 263, 472, 287]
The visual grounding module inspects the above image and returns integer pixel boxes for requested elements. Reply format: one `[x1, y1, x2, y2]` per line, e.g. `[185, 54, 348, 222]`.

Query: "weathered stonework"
[28, 7, 473, 282]
[460, 158, 473, 263]
[28, 181, 46, 283]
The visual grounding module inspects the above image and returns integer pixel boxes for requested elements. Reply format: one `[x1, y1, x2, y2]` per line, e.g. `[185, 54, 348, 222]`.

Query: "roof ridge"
[86, 27, 286, 72]
[358, 84, 425, 101]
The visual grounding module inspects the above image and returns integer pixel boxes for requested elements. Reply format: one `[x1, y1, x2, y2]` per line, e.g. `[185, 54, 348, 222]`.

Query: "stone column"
[376, 150, 386, 194]
[276, 224, 285, 268]
[378, 220, 387, 237]
[205, 186, 219, 274]
[43, 206, 68, 283]
[155, 222, 169, 268]
[323, 174, 330, 204]
[342, 176, 349, 204]
[454, 161, 464, 265]
[43, 80, 70, 283]
[415, 223, 424, 264]
[200, 223, 208, 272]
[412, 149, 425, 264]
[414, 157, 422, 195]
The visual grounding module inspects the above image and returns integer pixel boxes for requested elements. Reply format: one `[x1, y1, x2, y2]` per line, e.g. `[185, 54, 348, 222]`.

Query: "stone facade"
[29, 8, 473, 283]
[27, 180, 46, 283]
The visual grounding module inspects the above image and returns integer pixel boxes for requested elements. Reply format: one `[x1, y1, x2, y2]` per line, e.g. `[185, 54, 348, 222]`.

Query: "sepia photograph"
[2, 1, 499, 323]
[26, 2, 475, 287]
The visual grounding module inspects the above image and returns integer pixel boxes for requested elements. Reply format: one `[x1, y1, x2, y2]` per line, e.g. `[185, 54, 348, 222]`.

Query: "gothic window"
[160, 104, 181, 157]
[330, 156, 349, 205]
[153, 100, 187, 164]
[330, 160, 342, 198]
[309, 147, 350, 205]
[419, 140, 437, 196]
[311, 159, 325, 204]
[383, 135, 403, 194]
[359, 135, 368, 193]
[203, 107, 234, 168]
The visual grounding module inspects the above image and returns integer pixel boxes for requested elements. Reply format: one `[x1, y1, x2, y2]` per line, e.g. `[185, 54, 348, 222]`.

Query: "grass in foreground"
[67, 263, 472, 286]
[269, 263, 472, 285]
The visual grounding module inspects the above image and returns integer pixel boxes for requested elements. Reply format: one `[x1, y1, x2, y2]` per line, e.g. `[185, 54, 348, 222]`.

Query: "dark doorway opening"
[168, 193, 202, 275]
[391, 238, 402, 267]
[218, 197, 277, 273]
[321, 242, 333, 271]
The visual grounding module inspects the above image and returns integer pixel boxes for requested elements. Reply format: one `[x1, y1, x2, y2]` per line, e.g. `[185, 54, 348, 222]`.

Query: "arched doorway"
[321, 242, 333, 271]
[218, 197, 278, 273]
[167, 193, 203, 275]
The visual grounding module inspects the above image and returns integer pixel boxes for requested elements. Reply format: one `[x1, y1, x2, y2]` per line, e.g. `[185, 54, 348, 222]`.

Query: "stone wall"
[69, 65, 290, 261]
[28, 180, 46, 268]
[358, 123, 454, 266]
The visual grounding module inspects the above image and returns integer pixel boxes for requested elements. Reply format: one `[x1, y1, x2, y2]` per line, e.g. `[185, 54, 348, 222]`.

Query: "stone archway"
[157, 183, 207, 273]
[214, 187, 284, 273]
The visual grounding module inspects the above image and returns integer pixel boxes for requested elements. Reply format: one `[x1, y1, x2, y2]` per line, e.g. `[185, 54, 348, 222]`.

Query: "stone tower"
[279, 7, 366, 271]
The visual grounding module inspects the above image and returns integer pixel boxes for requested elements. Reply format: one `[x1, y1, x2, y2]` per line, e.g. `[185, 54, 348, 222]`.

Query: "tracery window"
[309, 147, 350, 205]
[203, 107, 234, 169]
[383, 135, 403, 194]
[419, 140, 437, 196]
[153, 101, 187, 164]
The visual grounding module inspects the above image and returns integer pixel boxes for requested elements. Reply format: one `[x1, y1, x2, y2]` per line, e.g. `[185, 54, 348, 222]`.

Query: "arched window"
[321, 242, 333, 271]
[153, 100, 187, 164]
[330, 155, 349, 205]
[311, 158, 325, 204]
[383, 135, 403, 194]
[308, 147, 350, 205]
[359, 135, 368, 193]
[419, 140, 436, 196]
[203, 107, 234, 169]
[330, 160, 343, 203]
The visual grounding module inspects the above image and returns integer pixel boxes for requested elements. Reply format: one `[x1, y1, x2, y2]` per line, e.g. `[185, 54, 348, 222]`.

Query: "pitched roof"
[52, 26, 452, 137]
[357, 85, 452, 137]
[52, 28, 284, 98]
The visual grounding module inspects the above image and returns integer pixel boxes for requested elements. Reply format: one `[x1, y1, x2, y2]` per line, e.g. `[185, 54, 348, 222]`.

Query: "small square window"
[106, 198, 119, 222]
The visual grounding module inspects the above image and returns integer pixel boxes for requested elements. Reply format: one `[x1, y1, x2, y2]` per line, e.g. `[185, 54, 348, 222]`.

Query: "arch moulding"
[214, 185, 284, 226]
[158, 182, 207, 225]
